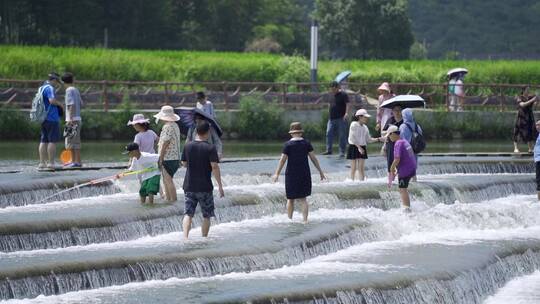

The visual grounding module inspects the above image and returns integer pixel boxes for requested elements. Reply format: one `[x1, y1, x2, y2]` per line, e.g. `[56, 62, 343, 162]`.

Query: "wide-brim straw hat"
[288, 122, 304, 134]
[127, 113, 150, 126]
[154, 105, 180, 122]
[377, 82, 391, 93]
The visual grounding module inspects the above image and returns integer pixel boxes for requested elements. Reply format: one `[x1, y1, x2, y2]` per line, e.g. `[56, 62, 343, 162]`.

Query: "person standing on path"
[322, 81, 351, 157]
[375, 82, 395, 133]
[154, 105, 181, 202]
[513, 86, 538, 153]
[272, 122, 326, 223]
[38, 72, 64, 170]
[387, 125, 417, 212]
[534, 120, 540, 201]
[195, 92, 215, 118]
[181, 121, 224, 239]
[61, 72, 83, 168]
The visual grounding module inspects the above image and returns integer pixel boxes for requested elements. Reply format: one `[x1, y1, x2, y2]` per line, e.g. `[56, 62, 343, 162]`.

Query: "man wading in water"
[181, 121, 224, 239]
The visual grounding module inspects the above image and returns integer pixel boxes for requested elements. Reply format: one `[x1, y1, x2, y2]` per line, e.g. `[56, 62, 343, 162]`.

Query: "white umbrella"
[447, 68, 468, 76]
[380, 95, 425, 109]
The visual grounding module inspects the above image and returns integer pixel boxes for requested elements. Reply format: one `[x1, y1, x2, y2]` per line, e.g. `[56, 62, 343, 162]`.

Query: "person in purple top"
[386, 125, 417, 212]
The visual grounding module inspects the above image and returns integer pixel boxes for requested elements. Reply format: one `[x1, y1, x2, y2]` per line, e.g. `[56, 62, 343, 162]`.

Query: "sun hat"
[384, 125, 400, 137]
[288, 122, 304, 134]
[377, 82, 391, 93]
[127, 113, 150, 126]
[122, 142, 139, 154]
[153, 105, 180, 122]
[355, 109, 371, 117]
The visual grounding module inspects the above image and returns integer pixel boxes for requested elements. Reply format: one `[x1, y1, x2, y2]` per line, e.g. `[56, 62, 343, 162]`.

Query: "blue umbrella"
[335, 70, 352, 83]
[174, 107, 223, 138]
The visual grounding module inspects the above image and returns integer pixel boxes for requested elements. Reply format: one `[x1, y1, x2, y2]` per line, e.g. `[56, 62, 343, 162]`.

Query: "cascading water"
[0, 156, 539, 303]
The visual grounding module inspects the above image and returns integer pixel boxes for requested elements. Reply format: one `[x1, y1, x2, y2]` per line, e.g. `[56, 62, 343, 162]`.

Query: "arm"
[272, 154, 288, 182]
[519, 96, 537, 107]
[308, 151, 326, 180]
[159, 140, 170, 167]
[211, 162, 224, 197]
[344, 94, 351, 120]
[211, 128, 223, 158]
[390, 157, 400, 175]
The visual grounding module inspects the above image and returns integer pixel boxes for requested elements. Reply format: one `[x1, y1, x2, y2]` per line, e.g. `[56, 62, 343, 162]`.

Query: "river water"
[0, 141, 539, 303]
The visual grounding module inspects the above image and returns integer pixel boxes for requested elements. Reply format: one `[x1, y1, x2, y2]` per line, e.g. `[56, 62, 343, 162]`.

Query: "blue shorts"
[184, 192, 215, 218]
[40, 121, 61, 143]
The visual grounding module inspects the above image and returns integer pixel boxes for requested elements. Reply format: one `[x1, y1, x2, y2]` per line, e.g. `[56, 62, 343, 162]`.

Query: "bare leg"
[358, 159, 365, 181]
[201, 217, 211, 237]
[287, 199, 294, 219]
[183, 215, 193, 239]
[162, 170, 177, 202]
[140, 196, 146, 204]
[399, 188, 410, 208]
[38, 143, 47, 166]
[148, 194, 154, 204]
[350, 160, 356, 180]
[514, 142, 520, 153]
[73, 149, 81, 164]
[528, 141, 534, 153]
[537, 192, 540, 201]
[299, 198, 308, 223]
[47, 143, 56, 167]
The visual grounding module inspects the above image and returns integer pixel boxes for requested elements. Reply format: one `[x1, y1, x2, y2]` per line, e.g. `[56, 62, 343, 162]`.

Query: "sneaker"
[63, 162, 73, 167]
[321, 151, 332, 155]
[37, 163, 46, 169]
[64, 163, 81, 168]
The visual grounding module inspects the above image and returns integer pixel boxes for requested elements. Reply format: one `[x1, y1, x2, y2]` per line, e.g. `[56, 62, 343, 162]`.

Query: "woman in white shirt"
[347, 109, 382, 181]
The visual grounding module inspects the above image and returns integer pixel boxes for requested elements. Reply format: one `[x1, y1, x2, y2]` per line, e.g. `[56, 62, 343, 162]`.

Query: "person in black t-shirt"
[382, 105, 403, 173]
[322, 81, 351, 157]
[180, 121, 224, 239]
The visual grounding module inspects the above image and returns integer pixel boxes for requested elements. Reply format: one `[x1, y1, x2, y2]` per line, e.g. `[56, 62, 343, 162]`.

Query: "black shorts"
[40, 120, 61, 143]
[184, 191, 215, 218]
[346, 145, 367, 160]
[536, 162, 540, 191]
[163, 160, 180, 177]
[399, 176, 413, 189]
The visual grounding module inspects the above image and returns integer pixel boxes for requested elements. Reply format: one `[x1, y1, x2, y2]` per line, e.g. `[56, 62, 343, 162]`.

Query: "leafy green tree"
[315, 0, 414, 59]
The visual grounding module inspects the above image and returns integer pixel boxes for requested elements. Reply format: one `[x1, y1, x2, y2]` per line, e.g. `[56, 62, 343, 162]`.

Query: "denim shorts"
[184, 191, 215, 218]
[40, 121, 61, 143]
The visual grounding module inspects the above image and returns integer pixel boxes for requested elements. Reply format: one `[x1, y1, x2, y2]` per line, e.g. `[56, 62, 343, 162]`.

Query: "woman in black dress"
[272, 122, 326, 223]
[513, 86, 538, 153]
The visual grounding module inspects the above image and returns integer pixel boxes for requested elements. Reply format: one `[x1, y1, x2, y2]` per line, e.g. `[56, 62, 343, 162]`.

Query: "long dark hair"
[520, 86, 529, 97]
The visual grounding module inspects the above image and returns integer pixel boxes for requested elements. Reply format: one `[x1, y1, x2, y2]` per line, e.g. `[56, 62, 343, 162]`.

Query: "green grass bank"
[2, 45, 540, 84]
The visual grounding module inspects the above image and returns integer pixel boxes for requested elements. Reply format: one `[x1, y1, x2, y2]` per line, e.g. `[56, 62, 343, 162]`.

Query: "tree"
[315, 0, 414, 59]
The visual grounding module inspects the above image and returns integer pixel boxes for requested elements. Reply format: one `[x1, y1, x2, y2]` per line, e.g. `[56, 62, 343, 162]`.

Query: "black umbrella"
[380, 95, 425, 109]
[174, 107, 223, 138]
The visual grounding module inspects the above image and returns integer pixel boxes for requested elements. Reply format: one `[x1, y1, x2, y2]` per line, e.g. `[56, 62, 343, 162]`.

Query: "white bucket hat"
[355, 109, 371, 117]
[127, 113, 150, 126]
[153, 105, 180, 122]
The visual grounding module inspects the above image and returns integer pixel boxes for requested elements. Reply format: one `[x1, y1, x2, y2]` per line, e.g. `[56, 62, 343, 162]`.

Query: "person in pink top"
[375, 82, 395, 134]
[386, 125, 417, 212]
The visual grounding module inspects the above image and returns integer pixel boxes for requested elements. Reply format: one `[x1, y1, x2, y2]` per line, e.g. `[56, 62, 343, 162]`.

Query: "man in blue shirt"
[38, 72, 64, 170]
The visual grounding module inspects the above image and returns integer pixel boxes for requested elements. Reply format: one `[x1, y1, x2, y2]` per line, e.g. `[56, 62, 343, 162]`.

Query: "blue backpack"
[29, 86, 50, 123]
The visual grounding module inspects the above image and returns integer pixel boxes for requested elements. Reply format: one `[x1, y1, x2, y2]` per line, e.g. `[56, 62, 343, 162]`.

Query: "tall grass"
[1, 45, 540, 84]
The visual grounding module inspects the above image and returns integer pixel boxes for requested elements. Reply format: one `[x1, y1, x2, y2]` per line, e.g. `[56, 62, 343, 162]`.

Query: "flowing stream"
[0, 155, 538, 303]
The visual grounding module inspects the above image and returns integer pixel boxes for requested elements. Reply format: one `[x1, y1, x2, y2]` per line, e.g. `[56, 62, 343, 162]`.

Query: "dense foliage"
[2, 46, 540, 84]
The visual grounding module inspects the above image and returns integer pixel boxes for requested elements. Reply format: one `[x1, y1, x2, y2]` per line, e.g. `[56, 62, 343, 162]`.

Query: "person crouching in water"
[121, 143, 160, 204]
[347, 109, 382, 181]
[386, 125, 417, 212]
[181, 121, 224, 239]
[272, 122, 326, 223]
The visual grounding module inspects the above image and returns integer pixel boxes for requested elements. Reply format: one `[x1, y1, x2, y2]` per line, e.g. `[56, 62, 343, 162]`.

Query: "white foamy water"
[484, 270, 540, 304]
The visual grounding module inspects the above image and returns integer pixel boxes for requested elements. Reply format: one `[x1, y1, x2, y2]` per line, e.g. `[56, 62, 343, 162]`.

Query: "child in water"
[121, 143, 161, 204]
[347, 109, 382, 180]
[272, 122, 326, 223]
